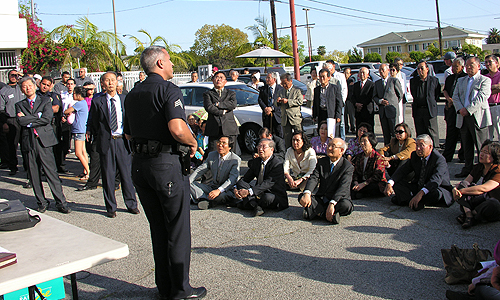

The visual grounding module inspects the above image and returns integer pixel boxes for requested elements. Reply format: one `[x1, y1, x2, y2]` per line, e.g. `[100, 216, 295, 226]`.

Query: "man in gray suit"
[277, 73, 303, 149]
[453, 57, 492, 178]
[373, 63, 403, 145]
[189, 135, 241, 210]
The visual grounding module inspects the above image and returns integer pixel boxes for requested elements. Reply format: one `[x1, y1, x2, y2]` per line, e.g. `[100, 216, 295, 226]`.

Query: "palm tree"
[48, 16, 126, 71]
[124, 29, 189, 70]
[487, 28, 500, 44]
[246, 16, 273, 48]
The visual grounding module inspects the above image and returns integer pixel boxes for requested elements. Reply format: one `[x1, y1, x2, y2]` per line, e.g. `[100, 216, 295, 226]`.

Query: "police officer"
[123, 46, 206, 300]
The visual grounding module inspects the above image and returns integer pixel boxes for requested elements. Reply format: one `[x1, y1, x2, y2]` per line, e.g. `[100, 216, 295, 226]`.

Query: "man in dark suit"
[385, 134, 453, 211]
[133, 71, 146, 87]
[89, 71, 139, 218]
[298, 138, 353, 224]
[352, 67, 375, 129]
[15, 77, 71, 214]
[410, 61, 441, 147]
[258, 73, 283, 138]
[256, 127, 286, 161]
[189, 135, 241, 210]
[203, 71, 240, 155]
[234, 138, 288, 216]
[373, 64, 403, 145]
[313, 69, 342, 137]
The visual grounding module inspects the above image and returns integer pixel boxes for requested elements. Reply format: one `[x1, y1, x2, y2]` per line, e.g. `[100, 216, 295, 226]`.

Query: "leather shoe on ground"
[76, 185, 97, 191]
[0, 163, 9, 169]
[57, 206, 72, 214]
[254, 206, 264, 217]
[197, 200, 210, 210]
[127, 208, 140, 214]
[36, 205, 49, 213]
[23, 182, 32, 189]
[106, 211, 117, 218]
[179, 287, 207, 299]
[331, 212, 340, 224]
[8, 169, 17, 176]
[57, 168, 70, 174]
[455, 171, 469, 178]
[302, 208, 309, 220]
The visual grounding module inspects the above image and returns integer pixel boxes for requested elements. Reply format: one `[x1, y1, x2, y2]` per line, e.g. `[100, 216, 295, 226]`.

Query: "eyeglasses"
[395, 130, 405, 134]
[256, 145, 270, 150]
[390, 69, 397, 72]
[217, 141, 229, 146]
[417, 67, 427, 70]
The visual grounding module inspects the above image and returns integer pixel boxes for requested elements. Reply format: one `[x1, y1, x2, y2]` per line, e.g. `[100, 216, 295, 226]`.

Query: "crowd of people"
[1, 46, 499, 299]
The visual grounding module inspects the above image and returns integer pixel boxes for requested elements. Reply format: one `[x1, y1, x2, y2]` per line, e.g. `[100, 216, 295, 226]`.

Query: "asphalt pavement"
[1, 102, 499, 300]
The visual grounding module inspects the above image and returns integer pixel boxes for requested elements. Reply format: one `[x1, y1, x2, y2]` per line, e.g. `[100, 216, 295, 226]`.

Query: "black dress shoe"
[180, 287, 207, 299]
[455, 171, 469, 178]
[57, 168, 70, 174]
[37, 205, 48, 213]
[127, 208, 140, 214]
[76, 185, 97, 191]
[8, 169, 17, 176]
[57, 206, 72, 214]
[23, 182, 32, 189]
[254, 206, 264, 217]
[331, 212, 340, 224]
[0, 163, 9, 169]
[106, 211, 117, 218]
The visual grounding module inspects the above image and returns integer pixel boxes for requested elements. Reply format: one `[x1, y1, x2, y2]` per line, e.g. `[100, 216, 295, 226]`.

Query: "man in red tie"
[15, 76, 71, 214]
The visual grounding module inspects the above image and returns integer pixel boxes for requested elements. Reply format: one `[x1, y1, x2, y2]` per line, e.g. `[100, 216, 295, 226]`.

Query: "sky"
[34, 0, 499, 58]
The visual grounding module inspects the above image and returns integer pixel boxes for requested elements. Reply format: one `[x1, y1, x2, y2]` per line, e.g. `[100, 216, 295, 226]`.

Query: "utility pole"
[30, 0, 34, 17]
[112, 0, 119, 71]
[435, 0, 443, 56]
[289, 0, 300, 80]
[303, 8, 312, 62]
[270, 0, 280, 64]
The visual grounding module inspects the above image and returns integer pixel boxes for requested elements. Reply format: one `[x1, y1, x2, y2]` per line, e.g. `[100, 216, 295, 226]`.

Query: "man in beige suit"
[277, 73, 303, 149]
[453, 56, 492, 178]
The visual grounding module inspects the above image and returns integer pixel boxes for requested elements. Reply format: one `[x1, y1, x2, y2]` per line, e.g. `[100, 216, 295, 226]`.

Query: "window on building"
[408, 45, 413, 51]
[0, 51, 16, 68]
[415, 44, 419, 51]
[368, 48, 381, 54]
[422, 42, 432, 50]
[387, 46, 401, 52]
[444, 40, 461, 49]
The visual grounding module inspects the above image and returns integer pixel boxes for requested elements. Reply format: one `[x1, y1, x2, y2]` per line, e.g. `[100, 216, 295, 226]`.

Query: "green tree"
[425, 43, 441, 60]
[461, 43, 490, 60]
[364, 52, 382, 62]
[304, 55, 322, 62]
[487, 28, 500, 44]
[325, 50, 348, 63]
[317, 46, 326, 56]
[124, 29, 188, 71]
[385, 51, 400, 63]
[191, 24, 249, 69]
[48, 16, 126, 71]
[409, 51, 426, 62]
[348, 47, 363, 63]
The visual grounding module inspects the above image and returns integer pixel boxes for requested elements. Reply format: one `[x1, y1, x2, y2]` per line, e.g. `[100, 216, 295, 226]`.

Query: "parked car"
[230, 74, 308, 96]
[219, 66, 286, 77]
[340, 63, 381, 71]
[179, 82, 316, 153]
[299, 61, 340, 83]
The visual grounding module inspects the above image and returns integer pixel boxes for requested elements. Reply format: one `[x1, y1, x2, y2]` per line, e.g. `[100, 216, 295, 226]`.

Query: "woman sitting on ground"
[345, 122, 372, 162]
[310, 121, 330, 157]
[351, 132, 387, 199]
[284, 131, 317, 191]
[378, 123, 416, 176]
[452, 140, 500, 229]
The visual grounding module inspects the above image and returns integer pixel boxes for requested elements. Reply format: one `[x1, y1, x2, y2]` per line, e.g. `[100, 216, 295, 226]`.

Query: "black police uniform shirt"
[123, 73, 187, 145]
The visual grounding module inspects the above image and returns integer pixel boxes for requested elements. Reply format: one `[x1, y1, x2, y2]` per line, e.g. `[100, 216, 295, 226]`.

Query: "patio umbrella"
[236, 46, 292, 72]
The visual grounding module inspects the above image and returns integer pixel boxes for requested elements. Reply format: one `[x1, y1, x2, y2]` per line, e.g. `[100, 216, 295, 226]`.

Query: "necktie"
[257, 162, 265, 184]
[218, 89, 222, 97]
[30, 100, 38, 136]
[361, 81, 364, 89]
[216, 157, 224, 183]
[269, 86, 274, 105]
[109, 97, 118, 132]
[417, 158, 426, 188]
[330, 163, 335, 174]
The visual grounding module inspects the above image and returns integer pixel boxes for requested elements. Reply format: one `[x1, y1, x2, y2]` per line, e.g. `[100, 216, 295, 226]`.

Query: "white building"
[0, 0, 27, 81]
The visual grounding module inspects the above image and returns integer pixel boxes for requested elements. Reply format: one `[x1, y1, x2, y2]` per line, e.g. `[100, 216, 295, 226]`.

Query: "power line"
[38, 0, 174, 16]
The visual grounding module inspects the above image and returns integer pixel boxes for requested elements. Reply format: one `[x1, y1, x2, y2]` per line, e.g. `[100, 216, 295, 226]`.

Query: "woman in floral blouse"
[310, 121, 330, 157]
[351, 132, 387, 199]
[345, 122, 372, 162]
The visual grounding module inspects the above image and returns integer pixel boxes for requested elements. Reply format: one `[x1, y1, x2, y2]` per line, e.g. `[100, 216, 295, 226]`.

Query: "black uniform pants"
[131, 152, 193, 299]
[99, 138, 137, 213]
[26, 137, 67, 208]
[5, 117, 20, 171]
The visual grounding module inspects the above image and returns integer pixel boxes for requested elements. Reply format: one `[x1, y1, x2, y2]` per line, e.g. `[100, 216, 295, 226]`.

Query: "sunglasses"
[395, 130, 405, 134]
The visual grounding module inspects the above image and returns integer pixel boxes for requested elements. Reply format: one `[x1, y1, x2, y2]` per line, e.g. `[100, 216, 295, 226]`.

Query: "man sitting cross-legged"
[298, 138, 354, 224]
[189, 135, 240, 210]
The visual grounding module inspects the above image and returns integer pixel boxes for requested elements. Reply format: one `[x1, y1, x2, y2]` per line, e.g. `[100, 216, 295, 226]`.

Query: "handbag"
[0, 200, 41, 231]
[441, 243, 492, 284]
